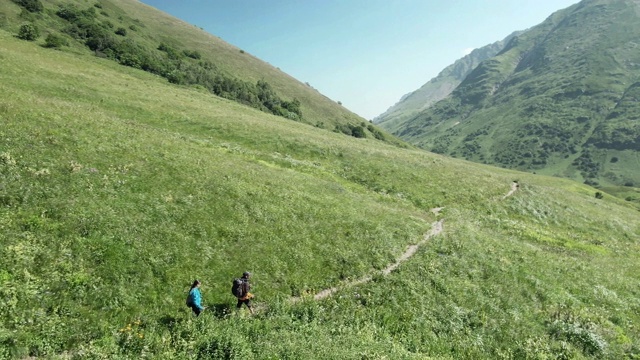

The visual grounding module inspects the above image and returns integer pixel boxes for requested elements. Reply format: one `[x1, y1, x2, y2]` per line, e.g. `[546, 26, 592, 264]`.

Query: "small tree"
[17, 23, 39, 41]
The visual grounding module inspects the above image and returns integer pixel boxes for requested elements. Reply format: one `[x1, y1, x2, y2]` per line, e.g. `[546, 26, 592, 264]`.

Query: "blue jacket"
[188, 288, 204, 310]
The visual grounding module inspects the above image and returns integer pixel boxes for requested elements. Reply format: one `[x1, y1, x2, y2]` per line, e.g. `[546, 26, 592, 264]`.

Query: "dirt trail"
[307, 219, 444, 301]
[291, 182, 517, 303]
[503, 182, 519, 200]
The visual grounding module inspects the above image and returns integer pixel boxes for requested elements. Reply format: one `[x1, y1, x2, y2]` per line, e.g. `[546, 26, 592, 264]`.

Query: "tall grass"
[1, 31, 639, 359]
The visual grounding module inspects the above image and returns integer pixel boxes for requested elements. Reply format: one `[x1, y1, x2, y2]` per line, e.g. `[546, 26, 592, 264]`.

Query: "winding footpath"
[290, 182, 519, 303]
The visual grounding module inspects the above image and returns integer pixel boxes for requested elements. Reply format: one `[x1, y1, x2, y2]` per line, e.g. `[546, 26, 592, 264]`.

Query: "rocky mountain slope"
[373, 31, 519, 131]
[379, 0, 640, 189]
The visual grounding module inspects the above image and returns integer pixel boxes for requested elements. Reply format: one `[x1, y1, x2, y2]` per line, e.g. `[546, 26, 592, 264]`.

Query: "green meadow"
[1, 26, 640, 360]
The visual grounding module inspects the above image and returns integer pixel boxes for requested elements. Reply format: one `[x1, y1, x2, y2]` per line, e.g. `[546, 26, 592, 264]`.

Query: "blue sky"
[140, 0, 578, 120]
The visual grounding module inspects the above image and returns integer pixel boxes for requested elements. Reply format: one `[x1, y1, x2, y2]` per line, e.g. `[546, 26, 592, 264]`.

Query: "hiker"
[186, 279, 205, 316]
[232, 271, 255, 314]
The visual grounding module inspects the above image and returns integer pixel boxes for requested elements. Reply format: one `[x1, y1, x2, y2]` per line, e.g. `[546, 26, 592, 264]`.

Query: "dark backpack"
[231, 278, 246, 298]
[186, 290, 193, 307]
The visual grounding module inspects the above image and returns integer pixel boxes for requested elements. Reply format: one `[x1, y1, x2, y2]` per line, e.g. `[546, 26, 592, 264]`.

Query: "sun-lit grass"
[1, 28, 639, 359]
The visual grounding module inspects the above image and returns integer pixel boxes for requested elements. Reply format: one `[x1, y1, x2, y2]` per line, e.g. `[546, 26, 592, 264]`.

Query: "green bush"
[85, 32, 115, 52]
[158, 42, 182, 60]
[351, 125, 366, 138]
[182, 49, 201, 59]
[17, 23, 39, 41]
[11, 0, 43, 13]
[43, 33, 68, 48]
[56, 4, 84, 22]
[115, 27, 127, 36]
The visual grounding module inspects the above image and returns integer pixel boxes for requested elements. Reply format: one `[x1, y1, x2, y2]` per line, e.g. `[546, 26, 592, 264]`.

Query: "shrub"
[158, 42, 182, 60]
[17, 23, 39, 41]
[351, 125, 366, 138]
[367, 124, 386, 140]
[334, 124, 351, 135]
[183, 49, 201, 59]
[43, 33, 68, 48]
[595, 192, 603, 199]
[85, 32, 115, 52]
[115, 27, 127, 36]
[549, 319, 607, 356]
[56, 4, 83, 21]
[11, 0, 43, 13]
[584, 179, 599, 186]
[281, 98, 302, 118]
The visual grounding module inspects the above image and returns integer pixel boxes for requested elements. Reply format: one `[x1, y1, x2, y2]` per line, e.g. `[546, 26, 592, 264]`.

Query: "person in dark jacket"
[236, 272, 254, 314]
[187, 279, 205, 316]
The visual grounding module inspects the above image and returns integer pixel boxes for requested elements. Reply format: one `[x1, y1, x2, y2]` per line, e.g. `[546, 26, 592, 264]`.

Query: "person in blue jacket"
[187, 279, 205, 316]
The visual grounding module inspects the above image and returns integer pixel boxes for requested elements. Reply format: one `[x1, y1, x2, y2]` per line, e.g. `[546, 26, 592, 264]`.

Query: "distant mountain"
[373, 31, 520, 131]
[379, 0, 640, 188]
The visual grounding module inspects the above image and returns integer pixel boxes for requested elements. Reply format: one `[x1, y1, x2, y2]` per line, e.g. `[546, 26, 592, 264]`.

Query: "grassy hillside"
[385, 0, 640, 193]
[1, 13, 640, 360]
[0, 0, 397, 142]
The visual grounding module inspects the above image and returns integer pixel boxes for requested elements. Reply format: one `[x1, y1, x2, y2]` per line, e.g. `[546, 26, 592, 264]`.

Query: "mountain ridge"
[378, 0, 640, 191]
[373, 31, 521, 130]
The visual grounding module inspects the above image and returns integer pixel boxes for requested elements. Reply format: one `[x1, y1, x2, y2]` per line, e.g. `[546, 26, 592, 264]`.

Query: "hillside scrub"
[1, 15, 640, 360]
[1, 0, 393, 142]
